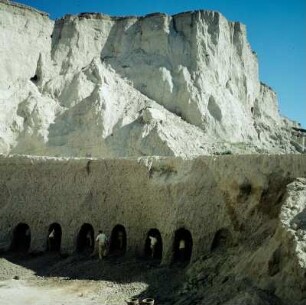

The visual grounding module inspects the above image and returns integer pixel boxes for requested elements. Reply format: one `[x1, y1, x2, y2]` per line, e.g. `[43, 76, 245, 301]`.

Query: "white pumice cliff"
[0, 1, 302, 157]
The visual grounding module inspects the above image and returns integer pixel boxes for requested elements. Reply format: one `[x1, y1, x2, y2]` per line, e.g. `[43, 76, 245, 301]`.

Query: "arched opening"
[211, 228, 232, 251]
[144, 228, 163, 261]
[109, 224, 126, 256]
[10, 223, 31, 253]
[76, 223, 94, 253]
[47, 223, 62, 252]
[172, 228, 193, 264]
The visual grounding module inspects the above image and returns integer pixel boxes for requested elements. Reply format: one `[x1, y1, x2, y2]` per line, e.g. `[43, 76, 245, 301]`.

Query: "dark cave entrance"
[76, 223, 94, 253]
[211, 228, 232, 251]
[172, 228, 193, 264]
[30, 74, 39, 83]
[109, 224, 126, 256]
[10, 223, 31, 253]
[144, 228, 163, 261]
[47, 223, 62, 252]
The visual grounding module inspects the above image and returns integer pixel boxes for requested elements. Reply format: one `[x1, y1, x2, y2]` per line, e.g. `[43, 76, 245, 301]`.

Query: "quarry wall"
[0, 154, 305, 265]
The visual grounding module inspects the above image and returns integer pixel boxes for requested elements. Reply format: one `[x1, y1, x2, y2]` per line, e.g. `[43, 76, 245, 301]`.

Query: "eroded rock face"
[0, 154, 305, 304]
[0, 1, 300, 157]
[178, 178, 306, 305]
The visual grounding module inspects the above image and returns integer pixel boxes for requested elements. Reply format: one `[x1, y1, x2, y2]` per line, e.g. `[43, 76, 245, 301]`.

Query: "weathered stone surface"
[0, 1, 301, 157]
[0, 154, 305, 303]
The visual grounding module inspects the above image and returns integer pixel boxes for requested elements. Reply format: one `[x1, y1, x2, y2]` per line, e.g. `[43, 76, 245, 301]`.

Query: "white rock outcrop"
[0, 1, 301, 157]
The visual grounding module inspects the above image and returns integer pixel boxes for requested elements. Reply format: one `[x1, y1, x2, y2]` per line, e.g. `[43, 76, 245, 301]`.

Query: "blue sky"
[17, 0, 306, 127]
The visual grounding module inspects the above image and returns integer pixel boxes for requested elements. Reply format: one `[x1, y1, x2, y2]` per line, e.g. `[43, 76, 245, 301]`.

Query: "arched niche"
[47, 223, 62, 252]
[144, 228, 163, 262]
[76, 223, 94, 253]
[172, 228, 193, 265]
[10, 223, 31, 253]
[109, 224, 127, 256]
[211, 228, 232, 252]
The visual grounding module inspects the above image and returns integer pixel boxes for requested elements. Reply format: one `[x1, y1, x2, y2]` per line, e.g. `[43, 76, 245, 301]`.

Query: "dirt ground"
[1, 250, 298, 305]
[0, 252, 186, 305]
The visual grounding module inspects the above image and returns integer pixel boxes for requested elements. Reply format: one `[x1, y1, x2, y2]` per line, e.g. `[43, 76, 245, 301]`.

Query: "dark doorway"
[47, 223, 62, 252]
[10, 223, 31, 253]
[211, 228, 232, 251]
[172, 228, 193, 264]
[76, 223, 94, 253]
[144, 228, 163, 261]
[109, 224, 126, 256]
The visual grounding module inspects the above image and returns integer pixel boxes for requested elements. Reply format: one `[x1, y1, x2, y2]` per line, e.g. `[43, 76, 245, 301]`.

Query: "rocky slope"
[0, 1, 300, 157]
[181, 177, 306, 305]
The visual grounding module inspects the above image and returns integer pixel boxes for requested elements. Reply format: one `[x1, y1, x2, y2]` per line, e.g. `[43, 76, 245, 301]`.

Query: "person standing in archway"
[178, 239, 186, 262]
[117, 230, 124, 250]
[149, 235, 158, 259]
[86, 231, 93, 249]
[48, 229, 55, 250]
[96, 230, 107, 260]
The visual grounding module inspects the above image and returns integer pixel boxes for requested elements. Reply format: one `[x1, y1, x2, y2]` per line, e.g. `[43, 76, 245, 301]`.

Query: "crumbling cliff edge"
[0, 0, 304, 157]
